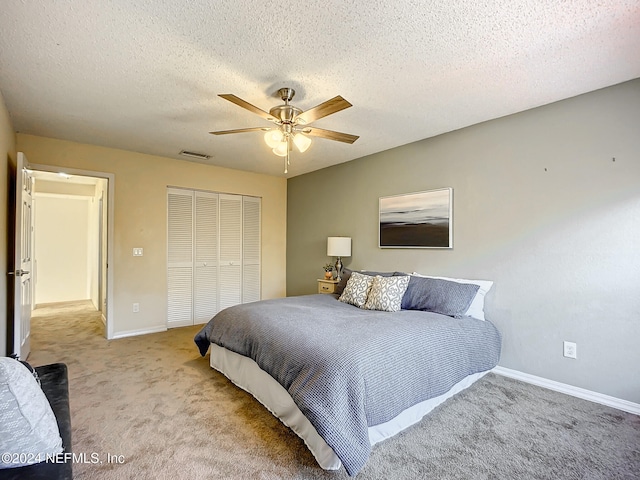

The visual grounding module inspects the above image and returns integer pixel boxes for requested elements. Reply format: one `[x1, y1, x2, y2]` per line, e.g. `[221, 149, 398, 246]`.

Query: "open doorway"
[28, 165, 114, 341]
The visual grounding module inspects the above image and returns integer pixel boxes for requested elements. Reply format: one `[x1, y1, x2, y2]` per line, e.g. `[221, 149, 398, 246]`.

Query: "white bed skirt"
[210, 343, 488, 471]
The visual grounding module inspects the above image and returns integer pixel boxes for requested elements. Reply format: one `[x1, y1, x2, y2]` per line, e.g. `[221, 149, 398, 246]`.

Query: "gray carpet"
[28, 301, 640, 479]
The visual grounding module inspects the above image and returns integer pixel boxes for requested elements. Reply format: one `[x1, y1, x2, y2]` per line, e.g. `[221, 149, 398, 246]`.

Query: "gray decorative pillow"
[364, 275, 411, 312]
[0, 357, 63, 469]
[359, 270, 396, 277]
[335, 268, 352, 296]
[338, 272, 374, 308]
[336, 269, 395, 296]
[401, 276, 480, 318]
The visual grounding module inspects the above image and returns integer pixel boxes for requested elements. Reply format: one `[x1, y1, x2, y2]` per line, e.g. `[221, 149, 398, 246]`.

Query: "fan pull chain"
[283, 135, 291, 174]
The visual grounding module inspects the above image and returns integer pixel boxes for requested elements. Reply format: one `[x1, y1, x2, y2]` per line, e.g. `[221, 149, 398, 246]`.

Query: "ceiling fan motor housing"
[269, 104, 303, 124]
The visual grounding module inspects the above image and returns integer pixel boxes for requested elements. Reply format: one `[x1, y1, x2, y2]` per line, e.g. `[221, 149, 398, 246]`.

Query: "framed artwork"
[379, 188, 452, 248]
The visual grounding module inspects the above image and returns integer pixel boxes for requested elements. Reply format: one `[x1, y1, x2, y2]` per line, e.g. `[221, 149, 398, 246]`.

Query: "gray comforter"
[194, 294, 501, 476]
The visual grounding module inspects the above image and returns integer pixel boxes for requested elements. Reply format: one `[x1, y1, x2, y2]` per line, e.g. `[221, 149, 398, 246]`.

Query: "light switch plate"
[133, 247, 143, 256]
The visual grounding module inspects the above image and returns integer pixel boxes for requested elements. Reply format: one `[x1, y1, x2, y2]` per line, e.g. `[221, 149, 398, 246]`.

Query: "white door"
[218, 194, 242, 311]
[12, 152, 33, 359]
[167, 189, 194, 327]
[242, 196, 261, 303]
[194, 191, 219, 323]
[167, 189, 261, 326]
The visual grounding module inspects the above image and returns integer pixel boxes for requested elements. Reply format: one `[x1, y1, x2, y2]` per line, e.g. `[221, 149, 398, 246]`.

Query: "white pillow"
[338, 272, 374, 308]
[0, 358, 63, 469]
[412, 272, 493, 320]
[364, 275, 411, 312]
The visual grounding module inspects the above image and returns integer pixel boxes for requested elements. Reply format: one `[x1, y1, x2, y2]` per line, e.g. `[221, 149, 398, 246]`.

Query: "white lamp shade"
[264, 129, 284, 148]
[327, 237, 351, 257]
[293, 133, 312, 153]
[272, 142, 288, 157]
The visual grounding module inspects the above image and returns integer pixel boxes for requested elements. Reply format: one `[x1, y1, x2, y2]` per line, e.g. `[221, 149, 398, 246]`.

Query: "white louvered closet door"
[219, 194, 242, 311]
[242, 196, 261, 303]
[168, 188, 261, 327]
[167, 189, 194, 327]
[194, 191, 218, 324]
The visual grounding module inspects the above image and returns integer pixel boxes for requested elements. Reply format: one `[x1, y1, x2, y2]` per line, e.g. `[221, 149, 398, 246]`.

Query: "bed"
[194, 272, 501, 476]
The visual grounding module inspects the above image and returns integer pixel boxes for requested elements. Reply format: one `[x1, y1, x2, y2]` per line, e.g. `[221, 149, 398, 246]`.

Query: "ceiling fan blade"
[219, 94, 274, 121]
[302, 127, 359, 144]
[296, 96, 352, 124]
[209, 127, 267, 135]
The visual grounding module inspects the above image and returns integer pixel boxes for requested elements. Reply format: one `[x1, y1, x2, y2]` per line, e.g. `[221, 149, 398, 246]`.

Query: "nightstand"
[317, 279, 339, 294]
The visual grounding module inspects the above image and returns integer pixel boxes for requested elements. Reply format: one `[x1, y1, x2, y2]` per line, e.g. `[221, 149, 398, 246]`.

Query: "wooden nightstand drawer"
[317, 279, 339, 294]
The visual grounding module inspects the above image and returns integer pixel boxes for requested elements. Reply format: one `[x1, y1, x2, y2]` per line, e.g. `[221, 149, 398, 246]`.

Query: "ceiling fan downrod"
[278, 87, 295, 104]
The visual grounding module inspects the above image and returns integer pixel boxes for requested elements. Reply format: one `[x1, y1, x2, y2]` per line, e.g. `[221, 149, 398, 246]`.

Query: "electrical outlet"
[563, 341, 577, 359]
[132, 303, 140, 313]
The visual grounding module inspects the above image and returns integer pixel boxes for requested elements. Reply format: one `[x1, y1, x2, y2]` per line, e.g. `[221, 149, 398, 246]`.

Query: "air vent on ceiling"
[179, 150, 211, 160]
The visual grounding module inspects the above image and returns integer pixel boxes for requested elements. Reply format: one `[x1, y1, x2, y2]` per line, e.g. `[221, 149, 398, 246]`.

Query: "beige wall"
[34, 195, 92, 304]
[17, 134, 287, 337]
[0, 90, 16, 357]
[287, 79, 640, 403]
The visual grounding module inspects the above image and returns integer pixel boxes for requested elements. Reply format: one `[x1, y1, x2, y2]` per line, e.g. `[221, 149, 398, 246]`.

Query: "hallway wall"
[34, 195, 91, 304]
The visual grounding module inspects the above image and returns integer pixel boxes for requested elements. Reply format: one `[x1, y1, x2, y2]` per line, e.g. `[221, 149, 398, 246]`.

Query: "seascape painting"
[379, 188, 452, 248]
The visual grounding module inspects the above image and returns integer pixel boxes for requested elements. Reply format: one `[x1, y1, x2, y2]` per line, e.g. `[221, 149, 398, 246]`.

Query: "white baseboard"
[112, 325, 167, 339]
[492, 366, 640, 416]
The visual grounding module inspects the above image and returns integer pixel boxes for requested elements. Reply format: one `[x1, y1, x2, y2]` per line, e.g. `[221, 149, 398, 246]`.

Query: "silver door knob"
[8, 270, 29, 276]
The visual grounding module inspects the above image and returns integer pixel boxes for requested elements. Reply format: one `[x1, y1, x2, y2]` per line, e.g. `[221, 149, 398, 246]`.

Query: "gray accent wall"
[287, 79, 640, 403]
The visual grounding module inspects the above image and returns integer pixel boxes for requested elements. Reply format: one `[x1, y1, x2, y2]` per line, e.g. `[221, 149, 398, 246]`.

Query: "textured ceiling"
[1, 1, 639, 177]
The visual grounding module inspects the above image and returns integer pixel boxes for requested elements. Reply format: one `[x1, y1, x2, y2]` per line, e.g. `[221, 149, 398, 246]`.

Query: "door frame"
[30, 163, 115, 339]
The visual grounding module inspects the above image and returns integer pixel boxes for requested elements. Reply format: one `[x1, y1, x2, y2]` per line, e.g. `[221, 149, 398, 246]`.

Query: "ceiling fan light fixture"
[272, 143, 289, 157]
[212, 87, 358, 174]
[264, 130, 284, 148]
[293, 133, 311, 153]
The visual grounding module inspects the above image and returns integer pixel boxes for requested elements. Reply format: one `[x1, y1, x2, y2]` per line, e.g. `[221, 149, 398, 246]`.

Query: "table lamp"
[327, 237, 351, 282]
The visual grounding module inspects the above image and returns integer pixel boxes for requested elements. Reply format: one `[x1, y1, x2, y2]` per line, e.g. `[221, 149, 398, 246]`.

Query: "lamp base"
[334, 257, 343, 282]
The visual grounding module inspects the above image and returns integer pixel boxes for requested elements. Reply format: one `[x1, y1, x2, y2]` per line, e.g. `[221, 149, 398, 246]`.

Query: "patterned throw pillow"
[9, 355, 41, 386]
[364, 275, 411, 312]
[338, 272, 374, 308]
[0, 357, 63, 469]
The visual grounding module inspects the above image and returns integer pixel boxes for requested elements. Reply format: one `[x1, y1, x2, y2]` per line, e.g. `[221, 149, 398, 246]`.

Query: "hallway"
[29, 300, 104, 367]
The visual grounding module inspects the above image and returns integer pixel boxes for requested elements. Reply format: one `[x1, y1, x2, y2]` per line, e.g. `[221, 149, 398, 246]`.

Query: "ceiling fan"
[210, 87, 359, 173]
